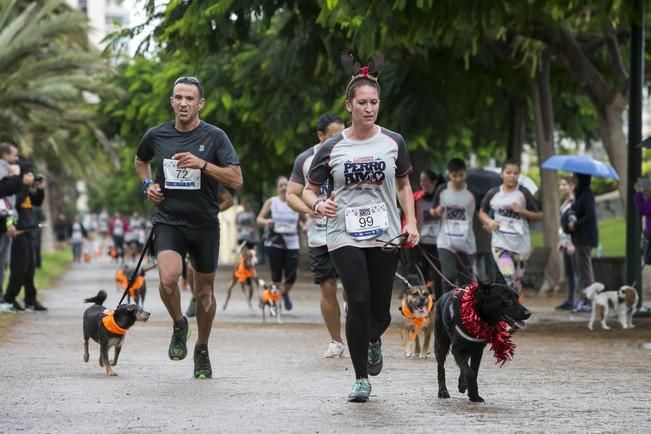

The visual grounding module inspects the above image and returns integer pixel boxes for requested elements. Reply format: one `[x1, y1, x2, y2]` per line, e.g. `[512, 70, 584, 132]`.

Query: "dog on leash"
[223, 242, 259, 311]
[259, 279, 282, 323]
[115, 265, 149, 308]
[399, 285, 435, 359]
[435, 282, 530, 402]
[82, 290, 150, 376]
[585, 282, 639, 330]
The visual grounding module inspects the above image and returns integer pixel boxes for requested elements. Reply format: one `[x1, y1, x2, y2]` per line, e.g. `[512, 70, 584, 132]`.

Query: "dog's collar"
[102, 310, 127, 335]
[454, 324, 486, 342]
[400, 295, 433, 340]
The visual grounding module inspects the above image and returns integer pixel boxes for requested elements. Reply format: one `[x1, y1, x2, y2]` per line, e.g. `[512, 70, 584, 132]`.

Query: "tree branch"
[603, 23, 629, 88]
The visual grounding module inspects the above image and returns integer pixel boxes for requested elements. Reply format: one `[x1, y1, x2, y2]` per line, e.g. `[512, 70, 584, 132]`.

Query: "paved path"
[0, 259, 650, 433]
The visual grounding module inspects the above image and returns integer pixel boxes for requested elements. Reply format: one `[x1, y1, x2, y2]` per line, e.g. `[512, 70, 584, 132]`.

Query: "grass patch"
[532, 217, 626, 257]
[34, 249, 73, 289]
[0, 249, 72, 341]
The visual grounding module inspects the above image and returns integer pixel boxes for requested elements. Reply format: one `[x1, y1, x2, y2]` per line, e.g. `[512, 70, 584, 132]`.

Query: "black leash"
[117, 229, 155, 306]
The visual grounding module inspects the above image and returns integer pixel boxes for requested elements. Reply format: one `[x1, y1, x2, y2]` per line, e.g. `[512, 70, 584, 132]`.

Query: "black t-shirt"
[136, 120, 240, 229]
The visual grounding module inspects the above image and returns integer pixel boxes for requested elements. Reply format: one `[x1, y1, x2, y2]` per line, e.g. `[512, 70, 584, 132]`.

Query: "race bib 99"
[344, 203, 389, 241]
[163, 158, 201, 190]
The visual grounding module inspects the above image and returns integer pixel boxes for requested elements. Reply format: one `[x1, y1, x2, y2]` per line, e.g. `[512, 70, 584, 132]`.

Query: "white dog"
[584, 282, 639, 330]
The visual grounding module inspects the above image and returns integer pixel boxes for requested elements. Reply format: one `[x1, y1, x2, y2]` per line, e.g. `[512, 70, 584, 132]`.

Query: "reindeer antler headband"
[341, 50, 384, 99]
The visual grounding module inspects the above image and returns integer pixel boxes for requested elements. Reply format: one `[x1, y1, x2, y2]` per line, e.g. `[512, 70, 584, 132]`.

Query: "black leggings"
[330, 247, 399, 379]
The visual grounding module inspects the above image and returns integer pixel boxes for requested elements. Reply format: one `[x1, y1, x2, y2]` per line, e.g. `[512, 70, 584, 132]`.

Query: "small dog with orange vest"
[82, 290, 150, 376]
[399, 284, 436, 358]
[222, 242, 259, 311]
[258, 279, 282, 323]
[115, 264, 155, 308]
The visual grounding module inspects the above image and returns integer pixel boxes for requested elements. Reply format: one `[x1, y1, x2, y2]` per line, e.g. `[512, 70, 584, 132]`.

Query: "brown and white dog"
[222, 242, 259, 311]
[399, 285, 436, 358]
[585, 282, 639, 330]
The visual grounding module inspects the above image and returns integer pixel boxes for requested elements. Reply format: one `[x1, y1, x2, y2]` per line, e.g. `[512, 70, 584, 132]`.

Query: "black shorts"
[266, 246, 299, 284]
[153, 224, 219, 273]
[309, 245, 337, 284]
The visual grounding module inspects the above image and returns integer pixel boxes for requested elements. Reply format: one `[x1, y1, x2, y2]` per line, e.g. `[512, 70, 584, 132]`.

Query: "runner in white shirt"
[287, 113, 345, 358]
[303, 52, 418, 402]
[430, 158, 478, 292]
[479, 160, 542, 295]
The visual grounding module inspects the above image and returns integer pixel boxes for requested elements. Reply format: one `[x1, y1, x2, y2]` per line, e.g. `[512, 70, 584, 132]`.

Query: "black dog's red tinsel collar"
[458, 283, 515, 366]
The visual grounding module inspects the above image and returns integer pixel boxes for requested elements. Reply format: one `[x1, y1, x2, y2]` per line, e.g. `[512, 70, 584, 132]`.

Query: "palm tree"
[0, 0, 120, 251]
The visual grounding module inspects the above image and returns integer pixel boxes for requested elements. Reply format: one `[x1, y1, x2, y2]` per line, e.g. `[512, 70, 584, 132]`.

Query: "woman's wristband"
[312, 199, 324, 214]
[201, 160, 208, 171]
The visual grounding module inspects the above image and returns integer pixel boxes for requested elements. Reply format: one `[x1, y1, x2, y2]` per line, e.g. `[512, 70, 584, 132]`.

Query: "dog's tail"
[84, 290, 107, 305]
[584, 282, 605, 300]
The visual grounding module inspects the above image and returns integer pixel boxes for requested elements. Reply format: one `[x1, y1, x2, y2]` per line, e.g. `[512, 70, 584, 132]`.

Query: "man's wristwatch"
[143, 178, 154, 195]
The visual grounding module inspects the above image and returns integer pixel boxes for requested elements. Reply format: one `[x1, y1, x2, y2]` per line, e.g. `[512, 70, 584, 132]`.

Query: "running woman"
[430, 158, 478, 293]
[479, 159, 542, 295]
[303, 51, 419, 402]
[135, 76, 243, 379]
[257, 176, 304, 311]
[287, 112, 345, 358]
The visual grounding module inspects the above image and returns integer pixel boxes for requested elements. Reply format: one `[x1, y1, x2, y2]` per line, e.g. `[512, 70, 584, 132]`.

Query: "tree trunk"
[507, 94, 525, 164]
[530, 51, 561, 294]
[595, 93, 628, 202]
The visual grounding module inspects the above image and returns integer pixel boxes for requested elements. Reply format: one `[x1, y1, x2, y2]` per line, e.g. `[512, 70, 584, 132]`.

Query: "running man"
[135, 76, 243, 379]
[287, 112, 345, 358]
[479, 159, 542, 295]
[430, 158, 478, 292]
[303, 52, 419, 402]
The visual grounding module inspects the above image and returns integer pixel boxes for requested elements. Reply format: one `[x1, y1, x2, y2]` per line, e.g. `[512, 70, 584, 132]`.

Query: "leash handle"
[378, 232, 409, 253]
[117, 228, 155, 306]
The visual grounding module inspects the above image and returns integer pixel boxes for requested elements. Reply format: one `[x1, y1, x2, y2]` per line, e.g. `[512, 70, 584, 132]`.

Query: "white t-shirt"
[481, 185, 538, 257]
[433, 182, 478, 254]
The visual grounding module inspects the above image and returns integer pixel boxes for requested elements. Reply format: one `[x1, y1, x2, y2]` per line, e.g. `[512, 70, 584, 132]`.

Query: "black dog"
[435, 282, 530, 402]
[83, 290, 150, 376]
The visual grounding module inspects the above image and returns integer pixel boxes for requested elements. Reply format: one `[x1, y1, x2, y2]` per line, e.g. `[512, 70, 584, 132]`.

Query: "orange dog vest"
[102, 310, 127, 335]
[260, 288, 281, 304]
[401, 295, 433, 340]
[234, 258, 254, 283]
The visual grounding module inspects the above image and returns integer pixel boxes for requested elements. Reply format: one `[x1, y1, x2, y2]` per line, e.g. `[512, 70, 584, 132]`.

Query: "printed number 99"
[358, 216, 374, 228]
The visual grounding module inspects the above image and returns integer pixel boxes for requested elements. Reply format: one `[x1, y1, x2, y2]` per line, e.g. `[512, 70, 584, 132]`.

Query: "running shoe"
[367, 340, 383, 376]
[25, 300, 48, 312]
[347, 379, 372, 402]
[186, 298, 196, 318]
[168, 317, 190, 361]
[323, 340, 345, 358]
[9, 300, 25, 312]
[282, 293, 293, 311]
[0, 301, 16, 313]
[193, 343, 212, 379]
[555, 301, 572, 311]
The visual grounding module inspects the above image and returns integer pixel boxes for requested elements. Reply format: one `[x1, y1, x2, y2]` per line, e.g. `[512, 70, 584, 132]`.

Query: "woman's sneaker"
[282, 293, 293, 311]
[168, 317, 190, 360]
[367, 340, 383, 376]
[323, 340, 344, 358]
[193, 344, 212, 379]
[348, 379, 372, 402]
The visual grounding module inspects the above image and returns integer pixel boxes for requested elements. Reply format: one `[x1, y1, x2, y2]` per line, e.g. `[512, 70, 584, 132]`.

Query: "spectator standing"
[634, 179, 651, 265]
[569, 173, 598, 312]
[54, 213, 69, 250]
[70, 214, 87, 263]
[0, 143, 22, 312]
[108, 212, 128, 262]
[556, 177, 577, 311]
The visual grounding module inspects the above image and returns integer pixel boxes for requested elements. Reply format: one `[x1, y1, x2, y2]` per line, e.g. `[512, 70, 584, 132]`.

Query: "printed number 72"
[176, 169, 189, 178]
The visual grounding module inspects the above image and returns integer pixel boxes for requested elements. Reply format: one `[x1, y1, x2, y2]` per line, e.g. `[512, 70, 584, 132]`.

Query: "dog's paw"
[110, 361, 118, 366]
[404, 352, 413, 359]
[469, 395, 484, 403]
[587, 324, 593, 330]
[438, 389, 450, 399]
[83, 353, 89, 363]
[602, 324, 610, 330]
[458, 382, 467, 394]
[99, 358, 104, 367]
[107, 371, 118, 377]
[418, 352, 430, 359]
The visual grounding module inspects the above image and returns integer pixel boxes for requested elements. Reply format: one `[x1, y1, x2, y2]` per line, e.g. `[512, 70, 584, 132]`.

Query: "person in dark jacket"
[2, 160, 46, 312]
[569, 173, 598, 312]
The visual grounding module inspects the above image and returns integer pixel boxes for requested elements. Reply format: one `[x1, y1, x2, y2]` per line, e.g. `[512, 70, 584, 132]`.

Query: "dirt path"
[0, 259, 649, 433]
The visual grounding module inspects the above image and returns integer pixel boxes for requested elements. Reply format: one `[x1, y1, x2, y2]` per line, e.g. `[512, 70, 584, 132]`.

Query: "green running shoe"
[186, 298, 196, 318]
[367, 340, 383, 376]
[193, 344, 212, 379]
[347, 379, 372, 402]
[168, 317, 190, 361]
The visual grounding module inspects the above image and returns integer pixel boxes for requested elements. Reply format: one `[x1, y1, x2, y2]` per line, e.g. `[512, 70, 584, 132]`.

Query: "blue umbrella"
[541, 155, 620, 181]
